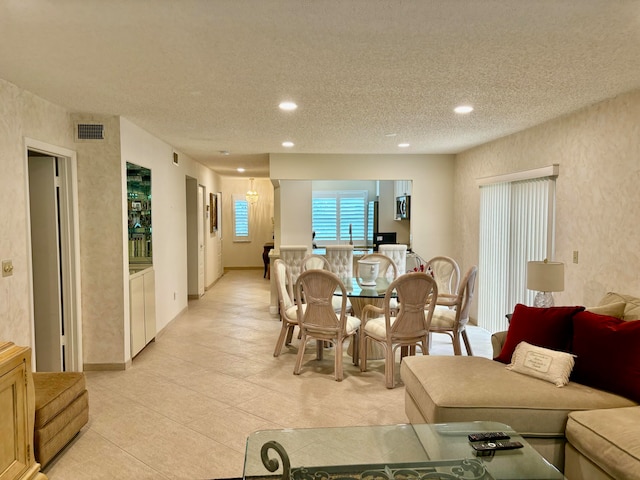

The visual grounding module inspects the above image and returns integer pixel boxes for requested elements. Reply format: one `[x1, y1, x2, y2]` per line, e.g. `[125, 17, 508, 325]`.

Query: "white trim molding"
[476, 164, 559, 186]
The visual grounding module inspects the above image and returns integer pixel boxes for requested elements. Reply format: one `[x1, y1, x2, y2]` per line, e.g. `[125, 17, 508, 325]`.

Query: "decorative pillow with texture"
[586, 301, 626, 318]
[571, 310, 640, 402]
[507, 341, 575, 387]
[494, 304, 585, 364]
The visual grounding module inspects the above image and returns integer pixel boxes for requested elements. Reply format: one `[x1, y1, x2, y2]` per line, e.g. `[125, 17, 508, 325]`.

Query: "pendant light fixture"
[246, 177, 259, 205]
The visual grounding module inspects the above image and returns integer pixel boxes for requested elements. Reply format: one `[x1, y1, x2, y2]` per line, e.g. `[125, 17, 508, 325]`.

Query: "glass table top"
[334, 277, 394, 298]
[244, 422, 564, 480]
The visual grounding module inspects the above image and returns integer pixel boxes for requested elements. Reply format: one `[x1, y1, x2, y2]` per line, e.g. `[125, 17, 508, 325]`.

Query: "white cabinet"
[130, 267, 156, 358]
[394, 180, 412, 197]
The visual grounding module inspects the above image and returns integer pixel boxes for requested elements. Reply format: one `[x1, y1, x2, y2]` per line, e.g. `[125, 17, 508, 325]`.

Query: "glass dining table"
[334, 276, 395, 359]
[334, 274, 451, 360]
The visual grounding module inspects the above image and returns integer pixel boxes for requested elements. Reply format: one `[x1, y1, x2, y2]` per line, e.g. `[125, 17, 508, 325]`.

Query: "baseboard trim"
[83, 361, 130, 371]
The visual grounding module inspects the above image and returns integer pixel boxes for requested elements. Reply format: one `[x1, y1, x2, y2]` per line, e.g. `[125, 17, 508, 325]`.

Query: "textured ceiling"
[1, 1, 639, 177]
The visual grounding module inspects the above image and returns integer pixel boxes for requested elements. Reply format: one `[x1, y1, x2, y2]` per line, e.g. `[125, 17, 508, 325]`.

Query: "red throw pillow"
[571, 311, 640, 402]
[494, 304, 584, 364]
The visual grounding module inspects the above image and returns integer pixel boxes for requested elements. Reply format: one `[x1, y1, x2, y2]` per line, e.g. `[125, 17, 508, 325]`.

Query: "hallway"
[43, 269, 492, 479]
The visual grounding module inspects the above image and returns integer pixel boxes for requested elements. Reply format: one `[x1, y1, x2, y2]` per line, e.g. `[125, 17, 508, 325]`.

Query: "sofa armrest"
[491, 331, 508, 358]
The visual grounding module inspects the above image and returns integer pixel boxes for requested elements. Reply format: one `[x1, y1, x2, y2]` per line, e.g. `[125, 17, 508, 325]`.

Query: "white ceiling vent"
[76, 123, 105, 140]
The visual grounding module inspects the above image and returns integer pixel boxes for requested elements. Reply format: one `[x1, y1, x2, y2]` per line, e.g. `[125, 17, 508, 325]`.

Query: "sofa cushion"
[566, 406, 640, 479]
[400, 356, 636, 438]
[494, 304, 584, 364]
[598, 292, 640, 320]
[586, 301, 626, 318]
[571, 310, 640, 402]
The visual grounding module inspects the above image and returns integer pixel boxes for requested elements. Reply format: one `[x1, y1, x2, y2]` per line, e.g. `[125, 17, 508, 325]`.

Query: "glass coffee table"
[243, 422, 564, 480]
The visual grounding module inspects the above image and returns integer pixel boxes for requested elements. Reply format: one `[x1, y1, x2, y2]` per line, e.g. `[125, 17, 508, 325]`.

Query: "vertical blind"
[478, 176, 556, 333]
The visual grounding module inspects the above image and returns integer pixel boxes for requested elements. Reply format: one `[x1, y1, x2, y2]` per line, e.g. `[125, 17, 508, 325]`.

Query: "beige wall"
[0, 79, 75, 348]
[269, 153, 456, 259]
[0, 78, 224, 368]
[454, 89, 640, 317]
[220, 177, 274, 268]
[72, 113, 126, 365]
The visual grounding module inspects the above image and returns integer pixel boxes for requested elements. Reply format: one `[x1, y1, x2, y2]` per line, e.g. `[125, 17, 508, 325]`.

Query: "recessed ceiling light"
[282, 141, 294, 148]
[398, 143, 410, 148]
[279, 101, 298, 111]
[219, 150, 230, 155]
[454, 105, 474, 114]
[237, 167, 245, 173]
[385, 133, 397, 137]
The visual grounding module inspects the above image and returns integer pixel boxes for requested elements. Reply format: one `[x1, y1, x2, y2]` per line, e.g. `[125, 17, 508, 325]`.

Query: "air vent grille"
[77, 123, 105, 140]
[173, 152, 179, 165]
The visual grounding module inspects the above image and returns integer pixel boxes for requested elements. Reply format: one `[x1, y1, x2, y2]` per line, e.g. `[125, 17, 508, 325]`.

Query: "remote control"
[471, 440, 524, 452]
[468, 432, 511, 442]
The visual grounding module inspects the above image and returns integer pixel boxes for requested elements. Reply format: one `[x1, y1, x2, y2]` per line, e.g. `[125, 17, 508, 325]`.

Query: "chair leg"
[462, 330, 473, 356]
[452, 333, 463, 355]
[316, 339, 324, 360]
[274, 322, 291, 357]
[334, 339, 344, 381]
[359, 332, 368, 372]
[285, 324, 295, 345]
[351, 332, 359, 366]
[293, 335, 307, 375]
[385, 345, 395, 389]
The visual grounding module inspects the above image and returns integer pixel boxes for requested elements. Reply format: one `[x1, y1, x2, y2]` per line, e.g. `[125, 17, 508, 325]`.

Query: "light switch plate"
[2, 260, 13, 277]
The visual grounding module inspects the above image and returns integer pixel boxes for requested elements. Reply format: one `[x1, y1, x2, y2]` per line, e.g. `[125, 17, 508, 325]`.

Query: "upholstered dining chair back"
[429, 265, 478, 355]
[302, 254, 352, 314]
[293, 269, 360, 381]
[425, 256, 461, 296]
[325, 245, 354, 279]
[358, 253, 398, 281]
[359, 272, 438, 388]
[378, 244, 408, 275]
[273, 259, 299, 357]
[301, 254, 331, 272]
[279, 245, 308, 285]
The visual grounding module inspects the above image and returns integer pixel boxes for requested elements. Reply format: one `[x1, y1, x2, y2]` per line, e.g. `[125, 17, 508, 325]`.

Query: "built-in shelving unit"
[127, 162, 152, 263]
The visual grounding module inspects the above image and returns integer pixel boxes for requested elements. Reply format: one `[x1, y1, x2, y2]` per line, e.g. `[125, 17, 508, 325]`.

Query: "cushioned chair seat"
[565, 406, 640, 479]
[32, 372, 89, 467]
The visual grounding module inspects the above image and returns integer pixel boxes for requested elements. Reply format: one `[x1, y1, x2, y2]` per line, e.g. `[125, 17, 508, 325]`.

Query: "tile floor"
[43, 269, 492, 480]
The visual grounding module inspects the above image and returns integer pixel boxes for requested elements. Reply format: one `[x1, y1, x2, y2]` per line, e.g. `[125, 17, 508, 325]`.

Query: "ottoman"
[32, 372, 89, 467]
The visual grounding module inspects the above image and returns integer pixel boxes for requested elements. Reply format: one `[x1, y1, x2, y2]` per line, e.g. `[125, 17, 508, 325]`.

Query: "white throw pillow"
[506, 341, 576, 387]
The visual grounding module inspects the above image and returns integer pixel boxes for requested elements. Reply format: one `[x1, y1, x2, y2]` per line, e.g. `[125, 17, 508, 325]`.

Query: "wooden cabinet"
[0, 342, 47, 480]
[130, 267, 156, 358]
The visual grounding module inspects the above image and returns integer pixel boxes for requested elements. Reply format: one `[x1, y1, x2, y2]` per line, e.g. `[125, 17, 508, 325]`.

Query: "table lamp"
[527, 259, 564, 307]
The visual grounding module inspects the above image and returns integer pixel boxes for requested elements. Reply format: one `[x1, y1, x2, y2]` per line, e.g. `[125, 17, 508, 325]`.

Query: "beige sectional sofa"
[400, 292, 640, 479]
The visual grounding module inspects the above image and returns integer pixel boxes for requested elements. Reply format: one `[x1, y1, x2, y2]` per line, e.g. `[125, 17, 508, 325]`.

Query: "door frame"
[24, 138, 83, 371]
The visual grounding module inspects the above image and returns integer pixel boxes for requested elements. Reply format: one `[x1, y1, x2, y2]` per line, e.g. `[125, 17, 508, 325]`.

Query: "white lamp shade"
[527, 261, 564, 292]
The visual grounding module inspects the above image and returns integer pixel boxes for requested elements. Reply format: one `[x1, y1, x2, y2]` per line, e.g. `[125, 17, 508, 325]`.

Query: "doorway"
[185, 177, 205, 298]
[25, 139, 82, 372]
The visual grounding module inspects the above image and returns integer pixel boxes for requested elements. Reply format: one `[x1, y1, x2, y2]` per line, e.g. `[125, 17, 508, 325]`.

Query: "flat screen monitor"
[374, 232, 397, 251]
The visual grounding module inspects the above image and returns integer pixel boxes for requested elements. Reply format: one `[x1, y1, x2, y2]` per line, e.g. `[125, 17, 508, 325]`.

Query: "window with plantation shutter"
[312, 191, 367, 245]
[233, 195, 250, 242]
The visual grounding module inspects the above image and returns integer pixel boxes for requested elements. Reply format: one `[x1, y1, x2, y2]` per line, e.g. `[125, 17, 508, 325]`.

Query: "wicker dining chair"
[273, 259, 300, 357]
[429, 265, 478, 355]
[293, 269, 360, 381]
[360, 272, 438, 388]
